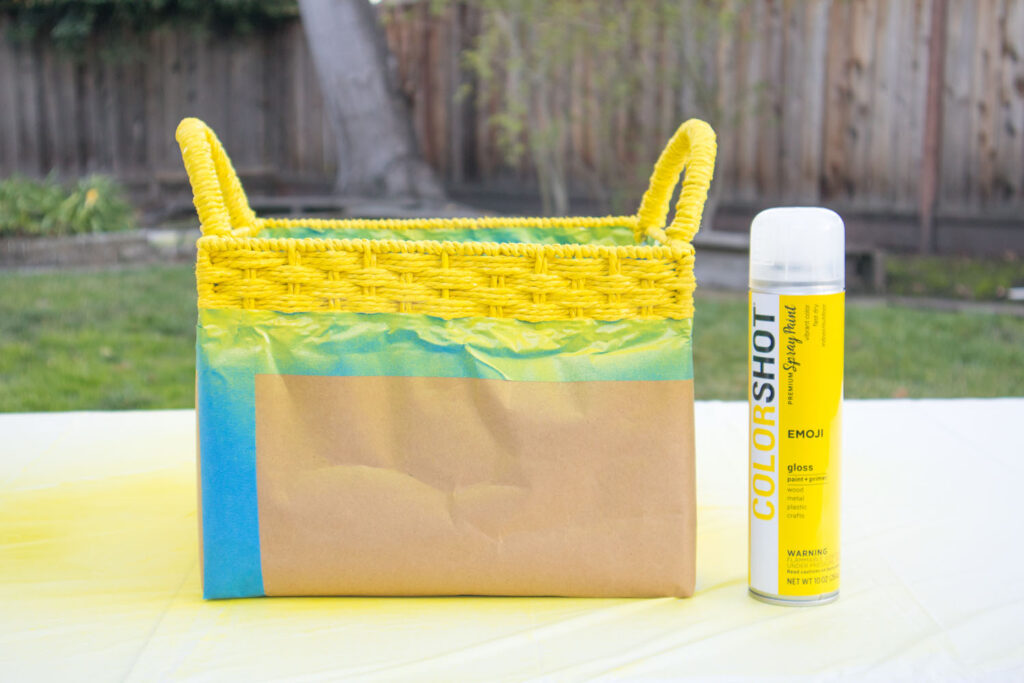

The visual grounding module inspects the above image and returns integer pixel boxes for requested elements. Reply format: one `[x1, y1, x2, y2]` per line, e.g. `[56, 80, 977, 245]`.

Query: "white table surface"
[2, 400, 1022, 681]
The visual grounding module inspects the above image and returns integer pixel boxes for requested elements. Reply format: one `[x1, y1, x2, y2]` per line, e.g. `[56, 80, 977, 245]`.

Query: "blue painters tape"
[196, 350, 264, 598]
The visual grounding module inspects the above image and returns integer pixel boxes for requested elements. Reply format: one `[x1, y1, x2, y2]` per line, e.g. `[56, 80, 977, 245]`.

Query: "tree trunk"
[297, 0, 443, 198]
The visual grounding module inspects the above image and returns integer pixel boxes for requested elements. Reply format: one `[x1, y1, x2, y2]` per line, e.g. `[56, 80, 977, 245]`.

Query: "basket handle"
[635, 119, 717, 244]
[175, 118, 257, 236]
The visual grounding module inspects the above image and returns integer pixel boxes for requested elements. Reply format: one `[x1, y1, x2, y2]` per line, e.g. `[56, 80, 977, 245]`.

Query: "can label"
[749, 291, 843, 598]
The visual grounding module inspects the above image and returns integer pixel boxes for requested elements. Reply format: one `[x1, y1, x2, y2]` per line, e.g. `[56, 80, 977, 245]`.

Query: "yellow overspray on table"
[748, 208, 845, 606]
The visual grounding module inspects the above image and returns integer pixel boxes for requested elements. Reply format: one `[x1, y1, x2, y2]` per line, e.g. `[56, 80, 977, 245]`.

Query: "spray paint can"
[748, 207, 844, 606]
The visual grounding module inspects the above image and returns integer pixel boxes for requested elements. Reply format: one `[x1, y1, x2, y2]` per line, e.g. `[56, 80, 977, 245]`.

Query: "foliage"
[886, 252, 1024, 301]
[0, 174, 135, 238]
[1, 0, 299, 52]
[2, 266, 1022, 412]
[462, 0, 752, 215]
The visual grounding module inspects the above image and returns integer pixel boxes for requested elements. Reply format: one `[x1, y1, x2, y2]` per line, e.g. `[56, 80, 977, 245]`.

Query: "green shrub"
[0, 175, 136, 238]
[2, 1, 299, 52]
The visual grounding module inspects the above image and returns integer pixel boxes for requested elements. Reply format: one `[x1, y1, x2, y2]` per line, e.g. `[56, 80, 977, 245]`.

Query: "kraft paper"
[254, 374, 695, 597]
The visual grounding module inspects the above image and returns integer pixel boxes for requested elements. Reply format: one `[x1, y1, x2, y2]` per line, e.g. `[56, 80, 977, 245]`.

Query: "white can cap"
[749, 207, 845, 290]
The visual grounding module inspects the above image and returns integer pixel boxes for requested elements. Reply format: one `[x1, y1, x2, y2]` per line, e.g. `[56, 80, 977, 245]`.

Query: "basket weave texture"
[177, 118, 716, 322]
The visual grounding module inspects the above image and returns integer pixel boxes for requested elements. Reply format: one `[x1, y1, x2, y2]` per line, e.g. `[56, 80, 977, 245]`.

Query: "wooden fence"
[1, 0, 1023, 221]
[0, 21, 337, 198]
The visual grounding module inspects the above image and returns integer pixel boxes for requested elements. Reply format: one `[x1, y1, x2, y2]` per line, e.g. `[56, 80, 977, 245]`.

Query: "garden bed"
[0, 228, 199, 269]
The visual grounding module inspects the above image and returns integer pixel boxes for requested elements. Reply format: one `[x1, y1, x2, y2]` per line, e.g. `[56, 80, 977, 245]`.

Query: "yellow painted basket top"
[176, 117, 716, 321]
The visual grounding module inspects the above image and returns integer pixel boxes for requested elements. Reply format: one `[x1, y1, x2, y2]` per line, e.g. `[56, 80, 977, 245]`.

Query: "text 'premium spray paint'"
[748, 208, 844, 606]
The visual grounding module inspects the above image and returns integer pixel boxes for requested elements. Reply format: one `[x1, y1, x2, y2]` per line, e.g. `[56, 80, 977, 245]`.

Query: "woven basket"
[179, 117, 716, 600]
[176, 118, 716, 322]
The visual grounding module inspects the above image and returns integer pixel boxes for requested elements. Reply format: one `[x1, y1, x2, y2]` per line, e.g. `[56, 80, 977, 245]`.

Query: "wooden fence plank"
[941, 0, 977, 207]
[868, 1, 896, 205]
[972, 0, 1000, 205]
[995, 0, 1024, 203]
[733, 3, 760, 202]
[802, 0, 830, 203]
[144, 30, 166, 187]
[822, 0, 851, 201]
[899, 0, 931, 207]
[756, 0, 784, 199]
[16, 41, 42, 175]
[160, 29, 183, 176]
[0, 40, 15, 175]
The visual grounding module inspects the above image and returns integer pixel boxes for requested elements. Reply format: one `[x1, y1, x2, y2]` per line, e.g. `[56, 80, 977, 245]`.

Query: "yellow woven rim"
[177, 118, 716, 321]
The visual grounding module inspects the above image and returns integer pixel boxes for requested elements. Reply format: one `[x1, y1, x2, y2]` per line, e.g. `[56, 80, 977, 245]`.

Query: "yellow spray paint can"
[748, 208, 844, 606]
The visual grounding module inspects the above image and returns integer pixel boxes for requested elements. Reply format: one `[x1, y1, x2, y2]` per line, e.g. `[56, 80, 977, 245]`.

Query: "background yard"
[1, 264, 1020, 413]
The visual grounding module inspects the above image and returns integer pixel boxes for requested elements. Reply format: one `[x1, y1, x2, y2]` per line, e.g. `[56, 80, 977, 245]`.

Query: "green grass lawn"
[1, 264, 1021, 412]
[693, 292, 1024, 399]
[0, 265, 196, 411]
